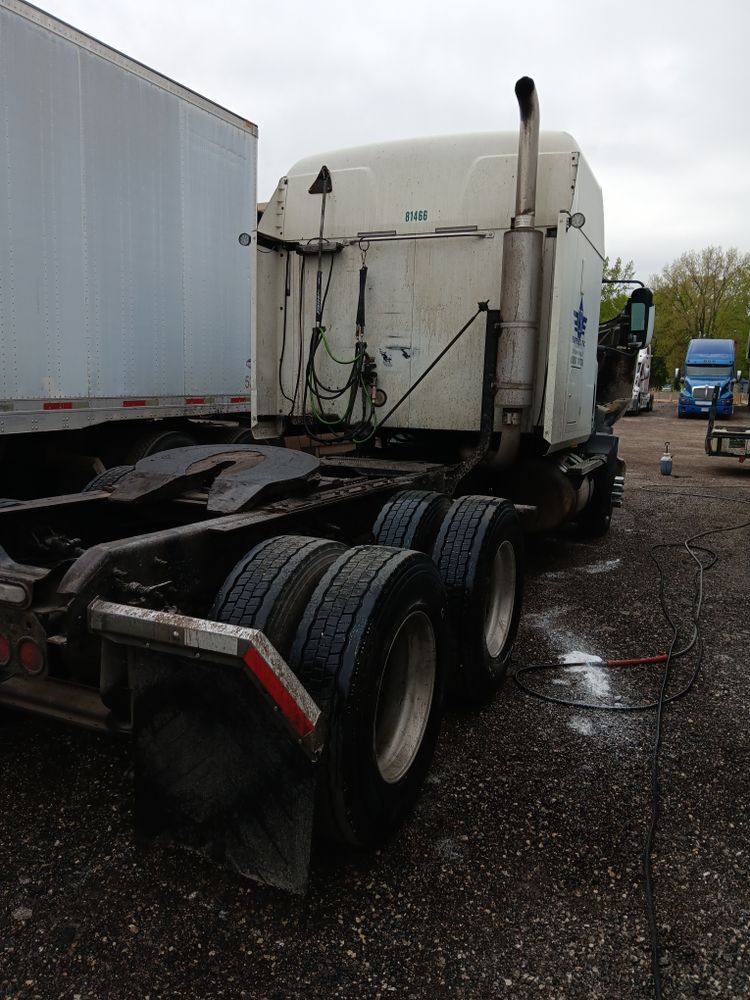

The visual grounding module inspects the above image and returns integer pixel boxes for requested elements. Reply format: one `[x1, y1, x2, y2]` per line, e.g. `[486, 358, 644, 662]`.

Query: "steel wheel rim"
[484, 540, 516, 659]
[373, 610, 436, 785]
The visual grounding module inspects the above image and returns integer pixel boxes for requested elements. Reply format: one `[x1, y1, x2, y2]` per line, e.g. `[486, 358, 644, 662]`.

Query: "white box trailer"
[0, 1, 257, 456]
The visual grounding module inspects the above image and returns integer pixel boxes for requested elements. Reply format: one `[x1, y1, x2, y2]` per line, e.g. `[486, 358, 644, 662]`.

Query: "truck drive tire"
[291, 546, 447, 848]
[210, 535, 346, 659]
[432, 496, 523, 705]
[578, 460, 616, 538]
[372, 490, 451, 553]
[82, 465, 134, 492]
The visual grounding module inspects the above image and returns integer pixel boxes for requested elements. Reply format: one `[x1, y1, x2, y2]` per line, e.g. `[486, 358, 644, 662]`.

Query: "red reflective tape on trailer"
[122, 400, 147, 408]
[43, 402, 73, 411]
[230, 396, 249, 404]
[242, 647, 314, 738]
[185, 397, 205, 405]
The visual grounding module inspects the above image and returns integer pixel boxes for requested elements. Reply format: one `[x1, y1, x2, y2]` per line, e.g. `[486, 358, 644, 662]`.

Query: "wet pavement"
[1, 401, 749, 999]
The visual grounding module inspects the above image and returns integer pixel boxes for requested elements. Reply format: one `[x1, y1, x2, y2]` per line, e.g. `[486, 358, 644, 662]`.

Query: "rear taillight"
[18, 637, 44, 675]
[0, 635, 10, 667]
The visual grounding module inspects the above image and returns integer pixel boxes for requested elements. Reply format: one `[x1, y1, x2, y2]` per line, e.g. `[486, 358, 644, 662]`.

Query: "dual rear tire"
[211, 536, 447, 848]
[209, 491, 523, 848]
[375, 491, 523, 704]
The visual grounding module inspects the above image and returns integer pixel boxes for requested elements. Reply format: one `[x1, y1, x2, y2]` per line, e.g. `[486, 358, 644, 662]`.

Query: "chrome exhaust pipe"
[512, 76, 540, 228]
[495, 77, 544, 416]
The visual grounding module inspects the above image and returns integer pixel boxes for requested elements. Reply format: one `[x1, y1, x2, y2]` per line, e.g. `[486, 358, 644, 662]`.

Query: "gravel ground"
[2, 402, 749, 1000]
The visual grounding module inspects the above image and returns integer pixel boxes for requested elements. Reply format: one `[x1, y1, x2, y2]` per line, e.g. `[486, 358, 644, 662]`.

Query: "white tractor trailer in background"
[0, 0, 654, 892]
[626, 346, 654, 415]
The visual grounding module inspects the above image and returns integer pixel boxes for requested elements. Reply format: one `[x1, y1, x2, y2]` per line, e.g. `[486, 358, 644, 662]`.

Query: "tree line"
[600, 247, 750, 387]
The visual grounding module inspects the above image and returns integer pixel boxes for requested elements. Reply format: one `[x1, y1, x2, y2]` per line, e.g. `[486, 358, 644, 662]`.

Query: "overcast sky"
[36, 0, 750, 281]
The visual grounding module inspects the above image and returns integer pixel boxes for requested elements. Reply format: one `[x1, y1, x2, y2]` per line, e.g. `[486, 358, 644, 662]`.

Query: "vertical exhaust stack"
[495, 76, 544, 421]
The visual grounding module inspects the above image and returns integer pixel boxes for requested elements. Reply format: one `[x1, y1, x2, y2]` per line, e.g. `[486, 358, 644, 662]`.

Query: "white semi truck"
[253, 115, 653, 532]
[0, 1, 653, 892]
[626, 346, 654, 415]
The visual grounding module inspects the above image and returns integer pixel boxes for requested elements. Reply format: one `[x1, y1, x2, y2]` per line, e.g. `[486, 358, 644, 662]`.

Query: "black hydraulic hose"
[279, 251, 294, 404]
[314, 168, 330, 327]
[297, 251, 372, 444]
[356, 265, 367, 333]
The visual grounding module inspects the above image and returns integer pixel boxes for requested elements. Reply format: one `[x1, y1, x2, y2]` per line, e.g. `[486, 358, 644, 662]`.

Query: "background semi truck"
[626, 346, 654, 415]
[0, 0, 654, 892]
[0, 0, 258, 496]
[677, 337, 736, 418]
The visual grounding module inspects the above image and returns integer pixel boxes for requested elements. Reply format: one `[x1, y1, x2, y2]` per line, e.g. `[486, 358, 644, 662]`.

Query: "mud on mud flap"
[88, 601, 322, 894]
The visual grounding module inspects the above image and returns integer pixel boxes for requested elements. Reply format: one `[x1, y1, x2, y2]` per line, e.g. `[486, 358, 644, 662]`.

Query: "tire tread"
[373, 491, 450, 552]
[211, 535, 346, 658]
[82, 465, 134, 492]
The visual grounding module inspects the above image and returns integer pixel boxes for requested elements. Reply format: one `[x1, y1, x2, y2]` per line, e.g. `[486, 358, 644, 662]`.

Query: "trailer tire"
[215, 425, 257, 445]
[372, 490, 451, 553]
[210, 536, 346, 659]
[224, 427, 256, 444]
[292, 546, 447, 848]
[127, 430, 197, 463]
[432, 496, 523, 704]
[82, 465, 134, 492]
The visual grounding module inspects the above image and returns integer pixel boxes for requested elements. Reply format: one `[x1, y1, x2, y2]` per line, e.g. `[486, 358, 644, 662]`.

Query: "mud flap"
[131, 651, 318, 894]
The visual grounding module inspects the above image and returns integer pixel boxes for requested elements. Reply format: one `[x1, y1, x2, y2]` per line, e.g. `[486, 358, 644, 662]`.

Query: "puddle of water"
[568, 716, 594, 736]
[566, 664, 611, 699]
[560, 651, 602, 663]
[524, 609, 578, 650]
[538, 558, 621, 581]
[559, 651, 611, 699]
[582, 558, 621, 575]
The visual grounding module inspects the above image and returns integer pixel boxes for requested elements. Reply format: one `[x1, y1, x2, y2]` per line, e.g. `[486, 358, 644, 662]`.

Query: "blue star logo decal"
[573, 296, 587, 342]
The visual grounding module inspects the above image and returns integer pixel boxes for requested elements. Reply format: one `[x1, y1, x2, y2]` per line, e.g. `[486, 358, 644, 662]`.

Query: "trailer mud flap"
[88, 601, 323, 894]
[132, 654, 314, 892]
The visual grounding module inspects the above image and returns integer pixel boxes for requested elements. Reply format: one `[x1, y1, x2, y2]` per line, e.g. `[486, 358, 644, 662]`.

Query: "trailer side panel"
[0, 0, 257, 432]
